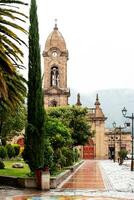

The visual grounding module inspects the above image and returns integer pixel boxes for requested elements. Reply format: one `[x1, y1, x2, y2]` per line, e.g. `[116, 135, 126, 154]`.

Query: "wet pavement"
[0, 161, 131, 200]
[6, 196, 125, 200]
[61, 160, 104, 189]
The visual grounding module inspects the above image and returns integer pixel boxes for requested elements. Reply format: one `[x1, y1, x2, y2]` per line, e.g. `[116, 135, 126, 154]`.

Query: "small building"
[105, 128, 131, 159]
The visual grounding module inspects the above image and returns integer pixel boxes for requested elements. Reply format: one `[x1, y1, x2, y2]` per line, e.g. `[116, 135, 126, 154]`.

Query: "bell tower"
[43, 21, 70, 108]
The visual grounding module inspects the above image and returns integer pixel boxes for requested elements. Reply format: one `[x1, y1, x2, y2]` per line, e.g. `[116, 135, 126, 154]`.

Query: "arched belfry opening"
[51, 66, 59, 87]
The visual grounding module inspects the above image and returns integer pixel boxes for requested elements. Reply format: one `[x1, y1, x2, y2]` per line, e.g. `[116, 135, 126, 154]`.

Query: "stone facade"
[43, 23, 70, 108]
[42, 23, 131, 159]
[105, 128, 131, 159]
[85, 94, 107, 159]
[88, 96, 131, 159]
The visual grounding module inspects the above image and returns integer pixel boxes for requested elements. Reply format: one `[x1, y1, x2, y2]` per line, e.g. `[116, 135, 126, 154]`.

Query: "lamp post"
[122, 107, 134, 171]
[112, 121, 116, 162]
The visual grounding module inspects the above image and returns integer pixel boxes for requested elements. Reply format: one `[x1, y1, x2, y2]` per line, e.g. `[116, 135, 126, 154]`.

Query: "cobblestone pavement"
[0, 160, 131, 200]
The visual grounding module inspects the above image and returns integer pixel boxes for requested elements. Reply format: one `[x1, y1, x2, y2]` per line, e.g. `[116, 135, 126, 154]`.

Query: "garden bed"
[0, 160, 30, 178]
[0, 160, 84, 189]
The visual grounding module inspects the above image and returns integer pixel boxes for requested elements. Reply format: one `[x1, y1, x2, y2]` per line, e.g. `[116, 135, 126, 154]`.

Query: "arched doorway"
[83, 139, 95, 159]
[50, 99, 57, 107]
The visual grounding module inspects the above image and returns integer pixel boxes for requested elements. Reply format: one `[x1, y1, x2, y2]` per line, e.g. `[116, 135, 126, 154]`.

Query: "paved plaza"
[1, 160, 133, 200]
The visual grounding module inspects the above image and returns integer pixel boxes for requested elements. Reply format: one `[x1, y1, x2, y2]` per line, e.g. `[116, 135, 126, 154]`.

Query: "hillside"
[69, 89, 134, 128]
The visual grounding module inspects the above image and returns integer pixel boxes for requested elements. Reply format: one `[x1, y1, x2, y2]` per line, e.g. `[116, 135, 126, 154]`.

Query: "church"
[42, 21, 110, 159]
[13, 22, 131, 160]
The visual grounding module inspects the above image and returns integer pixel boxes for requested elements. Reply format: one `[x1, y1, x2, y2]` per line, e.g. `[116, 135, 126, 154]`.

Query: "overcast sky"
[22, 0, 134, 94]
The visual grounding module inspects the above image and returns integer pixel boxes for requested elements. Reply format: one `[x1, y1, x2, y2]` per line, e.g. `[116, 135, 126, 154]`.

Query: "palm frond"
[0, 1, 28, 6]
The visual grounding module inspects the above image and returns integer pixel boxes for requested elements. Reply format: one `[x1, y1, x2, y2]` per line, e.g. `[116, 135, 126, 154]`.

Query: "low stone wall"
[50, 160, 84, 189]
[0, 160, 84, 189]
[0, 176, 36, 188]
[50, 169, 71, 189]
[0, 176, 19, 187]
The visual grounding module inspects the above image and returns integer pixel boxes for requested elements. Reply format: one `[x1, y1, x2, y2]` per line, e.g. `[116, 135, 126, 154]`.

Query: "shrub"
[118, 149, 128, 165]
[62, 147, 74, 166]
[73, 148, 80, 162]
[12, 144, 20, 157]
[44, 140, 54, 169]
[1, 138, 6, 146]
[6, 144, 15, 159]
[0, 146, 7, 159]
[0, 160, 5, 169]
[59, 154, 66, 167]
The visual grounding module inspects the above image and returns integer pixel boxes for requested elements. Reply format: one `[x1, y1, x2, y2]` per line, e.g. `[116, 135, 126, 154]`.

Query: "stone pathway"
[6, 196, 125, 200]
[0, 160, 130, 200]
[60, 160, 105, 189]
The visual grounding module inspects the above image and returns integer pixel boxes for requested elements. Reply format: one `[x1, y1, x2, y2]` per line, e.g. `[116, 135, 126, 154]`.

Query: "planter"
[35, 169, 42, 189]
[41, 169, 50, 190]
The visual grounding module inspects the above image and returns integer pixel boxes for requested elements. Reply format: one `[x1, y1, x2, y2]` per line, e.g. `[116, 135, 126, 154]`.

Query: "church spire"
[95, 93, 100, 107]
[54, 18, 58, 30]
[76, 93, 82, 106]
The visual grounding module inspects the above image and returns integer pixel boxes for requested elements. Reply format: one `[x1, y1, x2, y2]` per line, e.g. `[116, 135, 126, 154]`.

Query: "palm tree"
[0, 0, 27, 105]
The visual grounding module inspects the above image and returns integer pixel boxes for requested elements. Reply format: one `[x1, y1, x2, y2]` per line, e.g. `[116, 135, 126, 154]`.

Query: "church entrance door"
[83, 139, 95, 159]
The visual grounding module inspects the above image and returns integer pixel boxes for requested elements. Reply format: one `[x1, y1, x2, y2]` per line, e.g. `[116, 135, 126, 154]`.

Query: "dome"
[45, 24, 67, 52]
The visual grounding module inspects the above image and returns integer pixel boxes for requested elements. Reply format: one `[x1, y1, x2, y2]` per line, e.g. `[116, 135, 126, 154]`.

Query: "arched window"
[50, 99, 57, 107]
[50, 66, 59, 87]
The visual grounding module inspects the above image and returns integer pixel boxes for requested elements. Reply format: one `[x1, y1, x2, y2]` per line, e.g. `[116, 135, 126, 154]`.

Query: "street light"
[122, 107, 134, 171]
[112, 121, 116, 162]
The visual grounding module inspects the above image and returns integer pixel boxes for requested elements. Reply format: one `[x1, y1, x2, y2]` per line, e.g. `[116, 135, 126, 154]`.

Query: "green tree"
[0, 103, 26, 142]
[45, 117, 72, 172]
[23, 0, 46, 172]
[6, 144, 15, 159]
[47, 106, 93, 146]
[0, 0, 27, 100]
[46, 117, 72, 149]
[12, 144, 20, 157]
[2, 72, 27, 110]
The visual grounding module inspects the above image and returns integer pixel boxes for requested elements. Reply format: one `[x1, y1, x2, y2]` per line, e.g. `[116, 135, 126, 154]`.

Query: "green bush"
[118, 149, 128, 165]
[62, 147, 74, 166]
[1, 138, 6, 146]
[6, 144, 15, 159]
[44, 140, 54, 169]
[0, 160, 5, 169]
[59, 154, 66, 167]
[0, 146, 7, 159]
[73, 148, 80, 162]
[12, 144, 20, 157]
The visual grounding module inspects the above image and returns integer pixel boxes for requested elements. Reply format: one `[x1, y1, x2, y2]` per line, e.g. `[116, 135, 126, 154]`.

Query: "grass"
[0, 160, 30, 178]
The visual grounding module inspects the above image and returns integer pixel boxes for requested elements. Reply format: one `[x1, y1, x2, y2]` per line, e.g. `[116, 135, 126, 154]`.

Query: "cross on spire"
[54, 18, 58, 30]
[95, 93, 100, 106]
